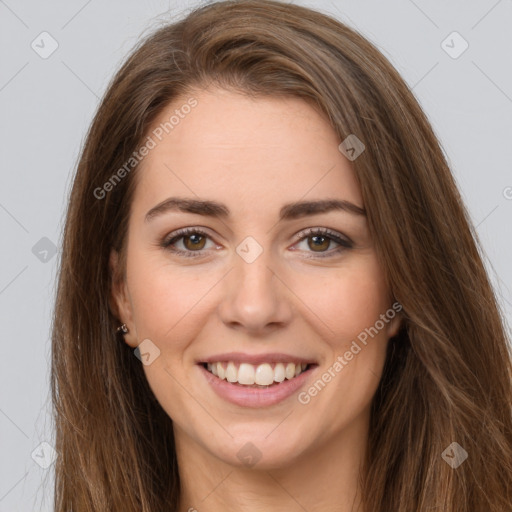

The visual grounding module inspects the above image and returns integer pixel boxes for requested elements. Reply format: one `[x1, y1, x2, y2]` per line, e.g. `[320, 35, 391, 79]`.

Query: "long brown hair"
[51, 1, 512, 510]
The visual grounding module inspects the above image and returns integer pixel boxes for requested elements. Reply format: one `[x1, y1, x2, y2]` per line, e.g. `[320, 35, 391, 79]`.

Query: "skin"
[110, 87, 402, 512]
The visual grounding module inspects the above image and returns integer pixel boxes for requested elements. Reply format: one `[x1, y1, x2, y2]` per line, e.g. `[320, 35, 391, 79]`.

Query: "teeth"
[205, 361, 309, 385]
[254, 363, 274, 385]
[226, 361, 237, 383]
[238, 363, 255, 385]
[274, 363, 285, 382]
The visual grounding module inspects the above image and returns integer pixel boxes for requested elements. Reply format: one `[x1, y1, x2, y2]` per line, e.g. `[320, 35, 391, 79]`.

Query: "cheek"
[127, 246, 390, 353]
[290, 261, 392, 439]
[126, 251, 218, 344]
[288, 254, 391, 345]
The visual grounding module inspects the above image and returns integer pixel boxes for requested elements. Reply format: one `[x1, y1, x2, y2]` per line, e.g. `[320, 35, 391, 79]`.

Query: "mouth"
[198, 361, 317, 388]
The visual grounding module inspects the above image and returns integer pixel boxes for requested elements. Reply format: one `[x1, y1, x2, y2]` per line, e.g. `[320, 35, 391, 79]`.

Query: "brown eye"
[307, 234, 331, 252]
[161, 228, 215, 258]
[293, 227, 353, 259]
[183, 233, 207, 251]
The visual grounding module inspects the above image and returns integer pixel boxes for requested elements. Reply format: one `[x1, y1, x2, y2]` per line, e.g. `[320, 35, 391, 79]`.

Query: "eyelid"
[291, 226, 353, 246]
[161, 227, 219, 254]
[161, 226, 352, 258]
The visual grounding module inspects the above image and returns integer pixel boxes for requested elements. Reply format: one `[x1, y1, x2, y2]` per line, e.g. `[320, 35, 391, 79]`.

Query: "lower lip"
[198, 364, 316, 408]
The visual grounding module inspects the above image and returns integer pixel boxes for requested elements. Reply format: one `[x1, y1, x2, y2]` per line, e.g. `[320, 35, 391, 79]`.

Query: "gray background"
[1, 0, 511, 509]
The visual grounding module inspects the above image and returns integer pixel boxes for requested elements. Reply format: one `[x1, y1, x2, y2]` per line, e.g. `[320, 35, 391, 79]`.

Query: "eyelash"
[160, 227, 353, 259]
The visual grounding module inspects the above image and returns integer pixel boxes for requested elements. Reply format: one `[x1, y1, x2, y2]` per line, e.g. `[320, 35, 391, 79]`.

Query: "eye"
[291, 227, 353, 258]
[160, 226, 353, 259]
[161, 227, 217, 258]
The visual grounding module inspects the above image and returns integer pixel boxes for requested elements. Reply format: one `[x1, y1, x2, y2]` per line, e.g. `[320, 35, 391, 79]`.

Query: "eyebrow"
[145, 197, 366, 223]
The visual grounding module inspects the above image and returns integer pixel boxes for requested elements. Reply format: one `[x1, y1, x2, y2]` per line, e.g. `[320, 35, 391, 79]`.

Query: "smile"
[203, 361, 310, 387]
[198, 357, 318, 407]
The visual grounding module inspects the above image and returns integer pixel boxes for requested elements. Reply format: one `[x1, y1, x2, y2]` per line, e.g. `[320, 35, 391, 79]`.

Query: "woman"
[51, 0, 512, 510]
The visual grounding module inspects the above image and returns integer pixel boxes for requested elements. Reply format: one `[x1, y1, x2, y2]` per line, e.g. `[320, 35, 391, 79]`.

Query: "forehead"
[131, 88, 363, 218]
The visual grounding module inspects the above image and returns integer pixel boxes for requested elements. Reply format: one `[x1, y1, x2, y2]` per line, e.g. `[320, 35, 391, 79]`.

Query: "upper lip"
[198, 352, 317, 365]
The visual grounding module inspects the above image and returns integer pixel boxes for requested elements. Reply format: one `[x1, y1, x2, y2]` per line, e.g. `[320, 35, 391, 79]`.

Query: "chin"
[207, 428, 307, 471]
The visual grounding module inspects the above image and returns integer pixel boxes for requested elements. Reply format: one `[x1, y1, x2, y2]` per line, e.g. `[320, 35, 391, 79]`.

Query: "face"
[111, 87, 401, 470]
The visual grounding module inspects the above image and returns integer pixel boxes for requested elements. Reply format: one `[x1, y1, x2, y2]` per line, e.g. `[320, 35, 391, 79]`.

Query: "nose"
[217, 247, 293, 335]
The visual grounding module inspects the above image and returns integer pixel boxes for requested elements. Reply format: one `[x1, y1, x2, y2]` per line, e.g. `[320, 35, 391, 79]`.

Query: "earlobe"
[387, 309, 404, 339]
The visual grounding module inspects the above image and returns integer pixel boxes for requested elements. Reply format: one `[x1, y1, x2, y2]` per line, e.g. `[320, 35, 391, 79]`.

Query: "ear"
[109, 249, 138, 348]
[386, 302, 404, 340]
